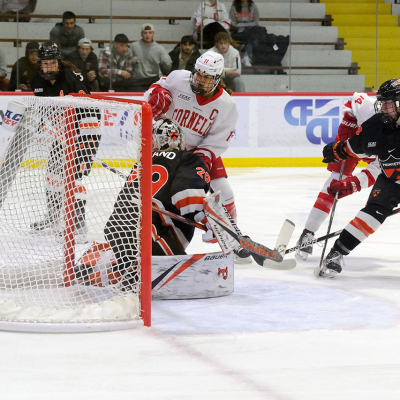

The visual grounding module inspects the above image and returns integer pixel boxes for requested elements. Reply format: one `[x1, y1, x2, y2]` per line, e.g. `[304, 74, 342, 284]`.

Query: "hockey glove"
[322, 140, 348, 163]
[337, 112, 358, 141]
[148, 87, 173, 120]
[194, 211, 218, 244]
[328, 176, 361, 199]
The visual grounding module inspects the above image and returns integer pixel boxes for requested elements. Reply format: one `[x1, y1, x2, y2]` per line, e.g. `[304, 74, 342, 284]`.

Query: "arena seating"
[0, 0, 366, 92]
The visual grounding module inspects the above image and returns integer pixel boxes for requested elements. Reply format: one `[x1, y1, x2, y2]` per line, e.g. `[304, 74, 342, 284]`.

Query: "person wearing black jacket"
[318, 78, 400, 278]
[168, 35, 201, 74]
[9, 41, 39, 91]
[65, 38, 99, 92]
[30, 42, 100, 240]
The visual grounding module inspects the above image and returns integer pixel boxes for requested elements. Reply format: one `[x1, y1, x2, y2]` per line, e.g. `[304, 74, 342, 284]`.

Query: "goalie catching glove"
[148, 87, 173, 120]
[323, 140, 349, 163]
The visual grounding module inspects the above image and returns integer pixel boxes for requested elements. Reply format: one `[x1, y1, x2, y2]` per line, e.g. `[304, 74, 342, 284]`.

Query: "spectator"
[130, 24, 172, 92]
[229, 0, 259, 66]
[49, 11, 85, 58]
[191, 0, 231, 49]
[0, 49, 10, 91]
[66, 38, 99, 92]
[98, 33, 136, 92]
[169, 35, 201, 73]
[0, 0, 36, 22]
[9, 41, 39, 91]
[211, 32, 245, 92]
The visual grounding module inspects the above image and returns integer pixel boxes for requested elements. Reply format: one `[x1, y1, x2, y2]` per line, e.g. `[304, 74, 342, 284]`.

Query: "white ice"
[2, 167, 400, 400]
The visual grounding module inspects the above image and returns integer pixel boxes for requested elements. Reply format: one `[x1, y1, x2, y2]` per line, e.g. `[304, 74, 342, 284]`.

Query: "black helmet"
[375, 78, 400, 123]
[38, 42, 62, 80]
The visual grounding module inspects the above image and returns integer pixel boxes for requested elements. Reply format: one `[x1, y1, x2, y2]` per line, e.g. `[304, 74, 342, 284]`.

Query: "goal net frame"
[0, 93, 153, 332]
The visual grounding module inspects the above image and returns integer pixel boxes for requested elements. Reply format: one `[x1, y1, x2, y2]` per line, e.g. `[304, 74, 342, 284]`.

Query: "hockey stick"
[97, 158, 296, 269]
[285, 206, 400, 256]
[314, 162, 345, 277]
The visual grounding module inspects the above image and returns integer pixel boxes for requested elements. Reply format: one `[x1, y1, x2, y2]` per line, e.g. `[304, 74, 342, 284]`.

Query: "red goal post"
[0, 93, 153, 331]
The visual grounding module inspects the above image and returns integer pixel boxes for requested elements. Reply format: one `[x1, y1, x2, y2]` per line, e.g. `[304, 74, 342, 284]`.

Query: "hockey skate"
[314, 248, 343, 278]
[234, 236, 252, 264]
[295, 229, 315, 260]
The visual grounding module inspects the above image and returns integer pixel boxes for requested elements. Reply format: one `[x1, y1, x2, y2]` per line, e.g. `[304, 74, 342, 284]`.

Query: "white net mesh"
[0, 95, 150, 331]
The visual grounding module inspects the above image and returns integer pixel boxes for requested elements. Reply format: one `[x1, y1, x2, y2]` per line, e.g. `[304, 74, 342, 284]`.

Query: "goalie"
[29, 42, 101, 236]
[74, 118, 217, 285]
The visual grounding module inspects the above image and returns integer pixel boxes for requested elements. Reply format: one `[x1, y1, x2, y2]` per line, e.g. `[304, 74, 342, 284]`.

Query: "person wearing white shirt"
[211, 32, 245, 92]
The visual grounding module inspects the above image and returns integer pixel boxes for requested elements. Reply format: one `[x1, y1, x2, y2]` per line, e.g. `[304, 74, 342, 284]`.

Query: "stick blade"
[263, 219, 296, 270]
[263, 258, 297, 270]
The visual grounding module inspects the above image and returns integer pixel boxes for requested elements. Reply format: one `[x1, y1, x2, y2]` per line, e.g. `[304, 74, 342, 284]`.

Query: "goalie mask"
[38, 42, 62, 81]
[153, 118, 185, 151]
[189, 50, 224, 96]
[375, 78, 400, 123]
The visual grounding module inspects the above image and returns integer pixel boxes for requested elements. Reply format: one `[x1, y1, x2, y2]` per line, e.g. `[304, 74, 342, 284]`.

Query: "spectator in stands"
[130, 24, 172, 92]
[229, 0, 260, 67]
[9, 41, 39, 91]
[49, 11, 85, 58]
[0, 0, 37, 22]
[169, 35, 201, 74]
[211, 32, 245, 92]
[191, 0, 231, 49]
[66, 38, 99, 92]
[98, 33, 136, 92]
[0, 49, 10, 91]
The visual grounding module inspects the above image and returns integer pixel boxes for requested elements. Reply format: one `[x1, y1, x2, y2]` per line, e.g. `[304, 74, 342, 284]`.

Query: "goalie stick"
[96, 158, 296, 269]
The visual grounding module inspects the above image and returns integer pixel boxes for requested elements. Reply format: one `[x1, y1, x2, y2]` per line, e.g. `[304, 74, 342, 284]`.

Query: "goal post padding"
[0, 94, 152, 332]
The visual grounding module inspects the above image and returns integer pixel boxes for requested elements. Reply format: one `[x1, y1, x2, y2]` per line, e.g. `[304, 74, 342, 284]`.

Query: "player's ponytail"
[218, 79, 233, 96]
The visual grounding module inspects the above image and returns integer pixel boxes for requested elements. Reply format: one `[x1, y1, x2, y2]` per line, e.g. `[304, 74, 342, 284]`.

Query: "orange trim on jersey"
[196, 86, 223, 106]
[79, 122, 100, 129]
[154, 207, 186, 252]
[350, 217, 375, 237]
[74, 184, 87, 195]
[175, 196, 204, 211]
[152, 224, 174, 256]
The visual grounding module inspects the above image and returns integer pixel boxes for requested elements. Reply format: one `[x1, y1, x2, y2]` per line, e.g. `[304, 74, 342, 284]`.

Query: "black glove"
[322, 140, 348, 163]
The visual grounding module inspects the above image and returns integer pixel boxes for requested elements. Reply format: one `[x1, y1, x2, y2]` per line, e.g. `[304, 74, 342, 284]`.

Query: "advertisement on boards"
[0, 93, 375, 163]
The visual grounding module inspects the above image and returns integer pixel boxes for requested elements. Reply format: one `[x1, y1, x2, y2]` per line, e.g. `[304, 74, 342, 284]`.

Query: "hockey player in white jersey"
[296, 92, 378, 260]
[144, 50, 251, 263]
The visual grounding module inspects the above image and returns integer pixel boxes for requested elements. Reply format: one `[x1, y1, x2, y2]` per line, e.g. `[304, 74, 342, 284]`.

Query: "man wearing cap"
[49, 11, 85, 57]
[98, 33, 136, 92]
[8, 41, 39, 91]
[66, 37, 99, 92]
[130, 24, 172, 92]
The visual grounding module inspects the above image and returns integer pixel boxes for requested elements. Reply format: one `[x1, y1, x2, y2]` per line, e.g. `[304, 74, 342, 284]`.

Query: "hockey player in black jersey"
[103, 118, 211, 281]
[318, 78, 400, 277]
[30, 42, 101, 239]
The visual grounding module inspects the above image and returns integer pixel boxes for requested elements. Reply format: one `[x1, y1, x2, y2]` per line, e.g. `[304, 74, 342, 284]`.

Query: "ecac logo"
[284, 99, 340, 145]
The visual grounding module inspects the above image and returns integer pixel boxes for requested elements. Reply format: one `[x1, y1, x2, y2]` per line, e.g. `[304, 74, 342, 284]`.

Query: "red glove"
[337, 112, 358, 141]
[328, 176, 361, 199]
[192, 150, 212, 171]
[148, 87, 172, 120]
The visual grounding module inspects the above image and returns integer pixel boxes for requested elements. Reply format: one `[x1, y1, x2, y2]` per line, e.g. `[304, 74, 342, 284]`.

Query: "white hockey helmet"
[190, 50, 224, 96]
[152, 118, 185, 151]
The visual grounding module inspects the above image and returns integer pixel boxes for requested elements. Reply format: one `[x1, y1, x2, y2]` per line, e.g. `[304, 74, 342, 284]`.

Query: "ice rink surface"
[1, 167, 400, 400]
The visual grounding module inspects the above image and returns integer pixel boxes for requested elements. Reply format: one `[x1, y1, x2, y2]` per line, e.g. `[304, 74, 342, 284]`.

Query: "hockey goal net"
[0, 94, 152, 332]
